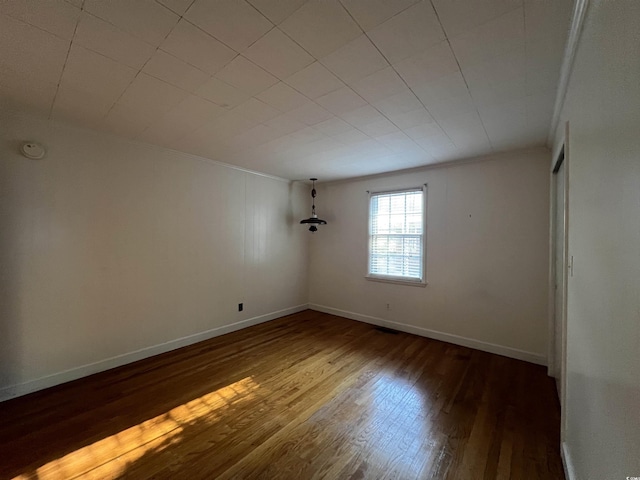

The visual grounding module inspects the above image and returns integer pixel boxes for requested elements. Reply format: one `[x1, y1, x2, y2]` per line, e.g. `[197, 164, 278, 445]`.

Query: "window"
[367, 186, 426, 285]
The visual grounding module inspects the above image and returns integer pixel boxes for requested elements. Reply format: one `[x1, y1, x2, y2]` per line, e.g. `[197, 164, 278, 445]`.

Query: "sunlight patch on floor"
[12, 377, 259, 480]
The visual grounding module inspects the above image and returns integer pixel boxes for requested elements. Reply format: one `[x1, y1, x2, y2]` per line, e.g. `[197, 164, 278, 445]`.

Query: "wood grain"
[0, 310, 564, 479]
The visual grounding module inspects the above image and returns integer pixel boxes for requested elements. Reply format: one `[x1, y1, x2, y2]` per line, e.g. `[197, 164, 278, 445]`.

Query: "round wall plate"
[21, 142, 46, 159]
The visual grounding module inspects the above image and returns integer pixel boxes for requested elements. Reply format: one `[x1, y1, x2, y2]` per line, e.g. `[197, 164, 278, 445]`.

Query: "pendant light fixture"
[300, 178, 327, 232]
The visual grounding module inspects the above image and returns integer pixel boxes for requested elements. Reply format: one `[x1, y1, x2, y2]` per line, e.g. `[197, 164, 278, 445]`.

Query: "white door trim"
[548, 122, 570, 442]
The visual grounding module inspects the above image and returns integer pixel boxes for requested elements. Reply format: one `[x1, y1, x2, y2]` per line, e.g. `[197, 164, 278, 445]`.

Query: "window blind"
[369, 188, 424, 281]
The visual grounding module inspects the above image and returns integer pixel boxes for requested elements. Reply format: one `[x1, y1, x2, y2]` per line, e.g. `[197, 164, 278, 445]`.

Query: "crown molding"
[548, 0, 590, 145]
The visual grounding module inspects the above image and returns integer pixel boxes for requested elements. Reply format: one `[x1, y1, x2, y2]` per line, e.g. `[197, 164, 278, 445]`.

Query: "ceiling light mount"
[300, 178, 327, 233]
[20, 141, 46, 159]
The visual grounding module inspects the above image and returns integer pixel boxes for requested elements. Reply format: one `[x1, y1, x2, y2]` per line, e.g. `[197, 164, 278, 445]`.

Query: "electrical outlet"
[238, 303, 243, 312]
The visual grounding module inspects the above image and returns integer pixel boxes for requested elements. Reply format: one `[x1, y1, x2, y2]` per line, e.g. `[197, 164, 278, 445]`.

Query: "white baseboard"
[562, 441, 577, 480]
[0, 304, 308, 402]
[309, 304, 546, 366]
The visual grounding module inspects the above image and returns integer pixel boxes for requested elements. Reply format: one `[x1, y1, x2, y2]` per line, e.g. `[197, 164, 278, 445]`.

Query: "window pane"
[405, 192, 422, 213]
[406, 213, 422, 234]
[368, 188, 424, 281]
[388, 255, 404, 275]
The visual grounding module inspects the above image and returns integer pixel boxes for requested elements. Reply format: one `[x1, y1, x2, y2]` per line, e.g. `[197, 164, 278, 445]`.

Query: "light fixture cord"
[311, 179, 316, 215]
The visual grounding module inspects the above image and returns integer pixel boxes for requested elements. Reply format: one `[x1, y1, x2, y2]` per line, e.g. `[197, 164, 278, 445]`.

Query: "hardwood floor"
[0, 310, 564, 480]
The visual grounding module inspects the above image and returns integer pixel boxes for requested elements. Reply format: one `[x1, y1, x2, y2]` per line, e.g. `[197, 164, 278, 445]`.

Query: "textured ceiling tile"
[285, 102, 334, 126]
[438, 110, 491, 150]
[0, 65, 59, 115]
[338, 104, 385, 128]
[285, 126, 328, 146]
[525, 43, 565, 96]
[157, 0, 195, 16]
[351, 66, 406, 103]
[372, 90, 423, 117]
[315, 86, 367, 116]
[411, 127, 455, 151]
[117, 73, 189, 117]
[385, 107, 435, 130]
[331, 128, 370, 145]
[166, 94, 226, 126]
[340, 0, 419, 31]
[342, 138, 392, 158]
[257, 81, 309, 112]
[74, 12, 156, 70]
[263, 114, 306, 135]
[280, 0, 361, 58]
[244, 28, 314, 79]
[284, 61, 344, 99]
[357, 117, 398, 137]
[215, 55, 278, 95]
[231, 98, 281, 123]
[52, 83, 113, 127]
[524, 0, 573, 96]
[312, 116, 353, 136]
[137, 121, 192, 149]
[1, 0, 80, 39]
[431, 0, 522, 37]
[416, 137, 457, 159]
[59, 44, 137, 103]
[525, 90, 555, 130]
[393, 41, 459, 88]
[374, 132, 426, 157]
[195, 77, 249, 109]
[0, 14, 70, 84]
[246, 0, 307, 25]
[193, 111, 260, 141]
[84, 0, 179, 46]
[224, 124, 282, 150]
[368, 1, 445, 64]
[448, 8, 524, 68]
[174, 133, 224, 160]
[412, 71, 477, 121]
[160, 19, 237, 75]
[462, 47, 526, 108]
[143, 50, 210, 93]
[184, 0, 273, 52]
[103, 103, 157, 139]
[404, 121, 448, 140]
[478, 96, 530, 151]
[142, 95, 225, 146]
[320, 35, 388, 84]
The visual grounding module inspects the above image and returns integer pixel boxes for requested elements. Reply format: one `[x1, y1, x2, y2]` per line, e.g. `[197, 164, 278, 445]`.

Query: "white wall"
[552, 1, 640, 478]
[309, 148, 550, 363]
[0, 108, 309, 401]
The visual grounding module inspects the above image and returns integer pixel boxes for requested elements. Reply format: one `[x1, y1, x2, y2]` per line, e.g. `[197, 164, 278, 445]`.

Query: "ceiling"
[0, 0, 573, 181]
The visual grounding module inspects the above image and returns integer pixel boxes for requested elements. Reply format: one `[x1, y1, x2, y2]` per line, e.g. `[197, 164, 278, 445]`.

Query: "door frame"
[548, 122, 570, 441]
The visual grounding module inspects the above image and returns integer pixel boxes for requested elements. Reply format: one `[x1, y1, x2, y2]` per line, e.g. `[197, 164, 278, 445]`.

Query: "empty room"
[1, 0, 638, 479]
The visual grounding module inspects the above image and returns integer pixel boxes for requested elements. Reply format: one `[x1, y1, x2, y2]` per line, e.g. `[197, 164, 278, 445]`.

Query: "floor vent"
[374, 326, 400, 334]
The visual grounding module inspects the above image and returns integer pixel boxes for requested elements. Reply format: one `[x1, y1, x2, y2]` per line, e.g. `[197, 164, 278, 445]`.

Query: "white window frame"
[366, 185, 427, 287]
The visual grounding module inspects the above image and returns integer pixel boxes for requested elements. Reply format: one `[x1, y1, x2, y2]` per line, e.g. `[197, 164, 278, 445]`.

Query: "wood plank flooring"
[0, 310, 564, 479]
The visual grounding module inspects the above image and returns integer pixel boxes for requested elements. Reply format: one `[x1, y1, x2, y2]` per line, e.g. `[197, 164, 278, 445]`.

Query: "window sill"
[365, 275, 427, 287]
